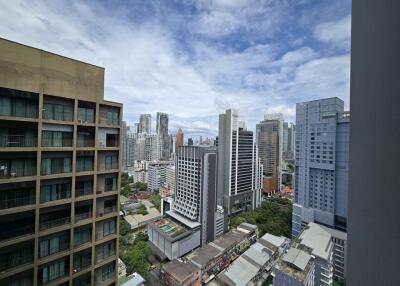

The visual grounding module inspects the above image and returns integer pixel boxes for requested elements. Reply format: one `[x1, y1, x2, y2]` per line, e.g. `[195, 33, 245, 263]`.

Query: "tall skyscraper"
[282, 121, 295, 162]
[176, 128, 184, 147]
[156, 112, 170, 159]
[292, 97, 350, 237]
[217, 109, 263, 217]
[256, 113, 283, 195]
[174, 146, 218, 245]
[0, 38, 121, 285]
[187, 138, 193, 146]
[138, 114, 151, 134]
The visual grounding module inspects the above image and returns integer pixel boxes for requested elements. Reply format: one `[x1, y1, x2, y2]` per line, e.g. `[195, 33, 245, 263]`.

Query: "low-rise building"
[273, 222, 333, 286]
[217, 233, 289, 286]
[147, 213, 202, 260]
[118, 258, 127, 278]
[160, 223, 258, 286]
[124, 200, 161, 230]
[122, 272, 145, 286]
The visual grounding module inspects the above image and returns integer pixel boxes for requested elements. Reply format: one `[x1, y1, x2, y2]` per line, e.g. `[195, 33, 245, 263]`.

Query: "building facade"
[292, 98, 350, 237]
[256, 113, 283, 195]
[217, 109, 263, 217]
[148, 162, 171, 192]
[156, 112, 170, 159]
[0, 38, 121, 286]
[175, 128, 184, 148]
[174, 146, 218, 245]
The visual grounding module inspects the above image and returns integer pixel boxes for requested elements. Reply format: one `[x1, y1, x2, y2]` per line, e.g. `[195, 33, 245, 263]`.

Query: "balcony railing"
[95, 230, 115, 241]
[39, 242, 69, 258]
[96, 250, 115, 263]
[0, 224, 35, 241]
[0, 195, 35, 209]
[40, 190, 71, 204]
[75, 188, 93, 197]
[39, 217, 70, 231]
[0, 135, 37, 148]
[0, 253, 33, 271]
[97, 206, 116, 217]
[0, 164, 36, 179]
[75, 212, 92, 223]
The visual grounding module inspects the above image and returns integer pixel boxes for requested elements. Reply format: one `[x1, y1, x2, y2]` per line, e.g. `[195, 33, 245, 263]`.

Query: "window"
[101, 241, 115, 259]
[41, 260, 66, 283]
[74, 229, 91, 246]
[101, 263, 115, 281]
[105, 177, 117, 192]
[39, 233, 69, 257]
[105, 155, 118, 170]
[103, 220, 115, 237]
[40, 183, 71, 203]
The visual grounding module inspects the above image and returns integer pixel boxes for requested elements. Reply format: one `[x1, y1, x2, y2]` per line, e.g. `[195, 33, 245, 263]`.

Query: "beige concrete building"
[0, 38, 122, 286]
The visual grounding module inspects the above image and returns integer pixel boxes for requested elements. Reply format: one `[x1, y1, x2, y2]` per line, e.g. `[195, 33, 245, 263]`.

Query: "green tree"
[133, 182, 147, 192]
[149, 193, 161, 211]
[122, 241, 153, 278]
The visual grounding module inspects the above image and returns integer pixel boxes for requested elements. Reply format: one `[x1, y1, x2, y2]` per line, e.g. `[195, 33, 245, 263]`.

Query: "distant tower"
[176, 128, 184, 147]
[217, 109, 263, 217]
[256, 113, 283, 196]
[156, 112, 170, 159]
[139, 114, 151, 134]
[188, 138, 194, 146]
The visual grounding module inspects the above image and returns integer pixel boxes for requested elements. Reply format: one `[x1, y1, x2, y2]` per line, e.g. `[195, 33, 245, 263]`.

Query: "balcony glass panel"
[77, 107, 95, 123]
[40, 183, 71, 203]
[39, 233, 69, 258]
[0, 159, 36, 179]
[42, 131, 72, 147]
[0, 245, 34, 271]
[0, 188, 35, 209]
[41, 157, 71, 175]
[43, 103, 73, 121]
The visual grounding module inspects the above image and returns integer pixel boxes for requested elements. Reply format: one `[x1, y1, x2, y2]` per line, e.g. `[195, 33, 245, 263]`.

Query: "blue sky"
[0, 0, 351, 137]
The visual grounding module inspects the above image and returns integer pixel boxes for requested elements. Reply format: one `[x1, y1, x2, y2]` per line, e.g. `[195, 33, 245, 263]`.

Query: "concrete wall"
[348, 1, 400, 285]
[0, 38, 104, 101]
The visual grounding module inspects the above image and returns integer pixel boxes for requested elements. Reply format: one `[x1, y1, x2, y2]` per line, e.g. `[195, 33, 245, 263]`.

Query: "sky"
[0, 0, 351, 137]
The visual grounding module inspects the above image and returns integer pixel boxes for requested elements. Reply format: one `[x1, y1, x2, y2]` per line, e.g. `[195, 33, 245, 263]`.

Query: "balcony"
[0, 244, 34, 272]
[74, 227, 92, 248]
[40, 217, 71, 231]
[73, 250, 92, 274]
[77, 127, 95, 148]
[76, 154, 94, 173]
[97, 206, 116, 217]
[40, 181, 71, 204]
[42, 100, 73, 122]
[38, 258, 69, 285]
[0, 134, 37, 148]
[42, 131, 73, 148]
[0, 212, 35, 242]
[0, 88, 39, 119]
[75, 178, 93, 198]
[39, 233, 69, 259]
[41, 156, 72, 176]
[77, 106, 95, 124]
[99, 105, 119, 126]
[75, 211, 92, 223]
[73, 272, 91, 286]
[0, 156, 37, 180]
[0, 183, 36, 210]
[97, 152, 118, 172]
[95, 241, 116, 264]
[95, 262, 116, 285]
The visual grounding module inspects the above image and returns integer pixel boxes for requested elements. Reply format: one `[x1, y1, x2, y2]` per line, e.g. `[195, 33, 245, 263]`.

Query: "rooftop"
[121, 273, 145, 286]
[166, 210, 201, 229]
[274, 248, 313, 283]
[299, 222, 332, 260]
[151, 216, 190, 239]
[163, 260, 199, 283]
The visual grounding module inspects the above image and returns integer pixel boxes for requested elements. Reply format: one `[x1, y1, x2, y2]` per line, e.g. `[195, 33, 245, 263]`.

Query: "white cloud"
[314, 15, 351, 50]
[0, 0, 351, 136]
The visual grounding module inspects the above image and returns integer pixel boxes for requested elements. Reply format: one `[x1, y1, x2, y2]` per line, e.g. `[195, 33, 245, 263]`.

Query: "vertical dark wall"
[348, 1, 400, 285]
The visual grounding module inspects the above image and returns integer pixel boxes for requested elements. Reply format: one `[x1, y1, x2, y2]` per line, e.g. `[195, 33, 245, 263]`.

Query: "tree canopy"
[230, 197, 292, 237]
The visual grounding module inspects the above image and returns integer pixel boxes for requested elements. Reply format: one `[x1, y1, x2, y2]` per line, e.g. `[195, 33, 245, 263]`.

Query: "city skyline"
[0, 0, 351, 137]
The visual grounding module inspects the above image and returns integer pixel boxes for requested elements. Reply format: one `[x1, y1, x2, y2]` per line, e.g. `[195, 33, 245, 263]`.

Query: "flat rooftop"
[299, 222, 332, 260]
[151, 217, 190, 239]
[163, 260, 199, 283]
[274, 248, 313, 283]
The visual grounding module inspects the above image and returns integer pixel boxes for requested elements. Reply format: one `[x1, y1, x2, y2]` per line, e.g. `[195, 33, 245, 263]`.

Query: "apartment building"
[0, 38, 121, 286]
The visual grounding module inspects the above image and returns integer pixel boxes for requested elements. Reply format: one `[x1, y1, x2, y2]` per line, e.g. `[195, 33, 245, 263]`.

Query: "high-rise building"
[0, 38, 121, 285]
[187, 138, 193, 146]
[292, 97, 350, 237]
[138, 114, 151, 134]
[145, 134, 163, 161]
[217, 109, 263, 217]
[148, 161, 171, 192]
[282, 121, 295, 162]
[173, 146, 218, 245]
[256, 113, 283, 196]
[156, 112, 170, 159]
[175, 128, 184, 147]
